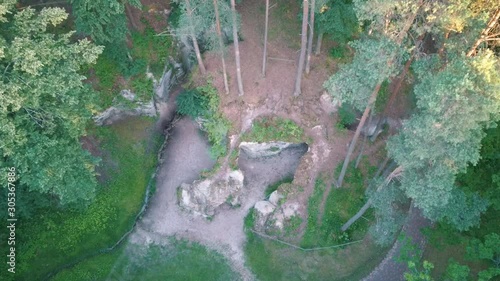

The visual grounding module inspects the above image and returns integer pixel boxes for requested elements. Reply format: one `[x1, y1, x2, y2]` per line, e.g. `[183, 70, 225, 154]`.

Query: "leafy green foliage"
[176, 84, 230, 159]
[388, 53, 500, 230]
[466, 233, 500, 280]
[174, 0, 235, 52]
[71, 0, 140, 45]
[242, 117, 305, 143]
[368, 181, 408, 246]
[0, 117, 160, 280]
[130, 75, 154, 101]
[0, 7, 103, 206]
[176, 89, 210, 117]
[316, 0, 359, 43]
[397, 235, 434, 281]
[329, 45, 348, 59]
[457, 124, 500, 210]
[302, 167, 373, 248]
[324, 37, 406, 111]
[404, 260, 434, 281]
[337, 104, 357, 129]
[443, 259, 470, 281]
[130, 26, 172, 77]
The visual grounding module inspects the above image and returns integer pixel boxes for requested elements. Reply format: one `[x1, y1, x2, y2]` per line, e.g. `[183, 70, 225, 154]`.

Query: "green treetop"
[0, 6, 103, 210]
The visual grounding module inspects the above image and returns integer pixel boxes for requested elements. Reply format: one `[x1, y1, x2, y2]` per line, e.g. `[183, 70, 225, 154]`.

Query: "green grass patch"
[244, 211, 384, 281]
[374, 80, 390, 113]
[244, 163, 384, 280]
[302, 165, 373, 247]
[53, 239, 238, 281]
[242, 116, 305, 143]
[264, 177, 294, 198]
[131, 26, 172, 78]
[91, 24, 173, 109]
[12, 117, 160, 280]
[93, 53, 121, 108]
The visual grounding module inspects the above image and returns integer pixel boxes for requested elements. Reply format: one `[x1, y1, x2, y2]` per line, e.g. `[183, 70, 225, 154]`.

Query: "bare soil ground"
[201, 0, 354, 239]
[125, 0, 427, 280]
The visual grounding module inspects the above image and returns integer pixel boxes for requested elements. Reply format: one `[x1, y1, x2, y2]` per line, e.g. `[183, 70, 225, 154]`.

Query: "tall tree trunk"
[315, 31, 323, 55]
[336, 4, 420, 187]
[341, 165, 402, 232]
[371, 55, 414, 139]
[467, 8, 500, 57]
[125, 3, 139, 31]
[213, 0, 229, 94]
[337, 82, 382, 187]
[230, 0, 244, 96]
[186, 0, 206, 75]
[262, 0, 269, 76]
[355, 111, 373, 168]
[293, 0, 309, 96]
[305, 0, 315, 74]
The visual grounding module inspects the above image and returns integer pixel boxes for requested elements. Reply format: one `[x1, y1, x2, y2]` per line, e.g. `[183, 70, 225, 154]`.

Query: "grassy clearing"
[53, 239, 238, 281]
[244, 211, 384, 281]
[11, 117, 160, 280]
[241, 116, 305, 143]
[244, 163, 384, 280]
[302, 168, 373, 248]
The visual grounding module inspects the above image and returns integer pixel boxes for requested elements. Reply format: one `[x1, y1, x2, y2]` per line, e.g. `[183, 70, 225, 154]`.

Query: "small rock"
[254, 201, 276, 216]
[121, 89, 136, 101]
[269, 191, 284, 206]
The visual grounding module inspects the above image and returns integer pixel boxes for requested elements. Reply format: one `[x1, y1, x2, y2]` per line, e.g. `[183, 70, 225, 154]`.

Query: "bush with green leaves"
[337, 104, 357, 129]
[176, 85, 230, 159]
[242, 117, 305, 143]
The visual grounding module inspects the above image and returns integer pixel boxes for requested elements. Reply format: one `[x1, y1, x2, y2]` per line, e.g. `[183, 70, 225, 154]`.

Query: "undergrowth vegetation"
[176, 84, 230, 159]
[302, 166, 374, 248]
[52, 239, 237, 280]
[92, 24, 173, 109]
[421, 125, 500, 279]
[242, 117, 305, 143]
[5, 117, 161, 280]
[244, 161, 383, 281]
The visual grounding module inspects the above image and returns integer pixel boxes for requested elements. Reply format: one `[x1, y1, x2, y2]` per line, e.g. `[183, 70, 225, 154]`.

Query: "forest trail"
[126, 0, 421, 280]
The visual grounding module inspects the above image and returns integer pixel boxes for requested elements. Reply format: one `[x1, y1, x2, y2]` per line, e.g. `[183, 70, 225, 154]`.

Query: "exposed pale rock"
[179, 170, 244, 218]
[320, 91, 340, 114]
[268, 190, 284, 206]
[239, 141, 308, 159]
[254, 201, 276, 217]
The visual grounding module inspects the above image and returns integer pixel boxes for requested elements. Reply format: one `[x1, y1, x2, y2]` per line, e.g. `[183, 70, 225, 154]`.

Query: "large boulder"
[94, 56, 186, 126]
[93, 90, 157, 126]
[179, 170, 244, 218]
[239, 141, 308, 159]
